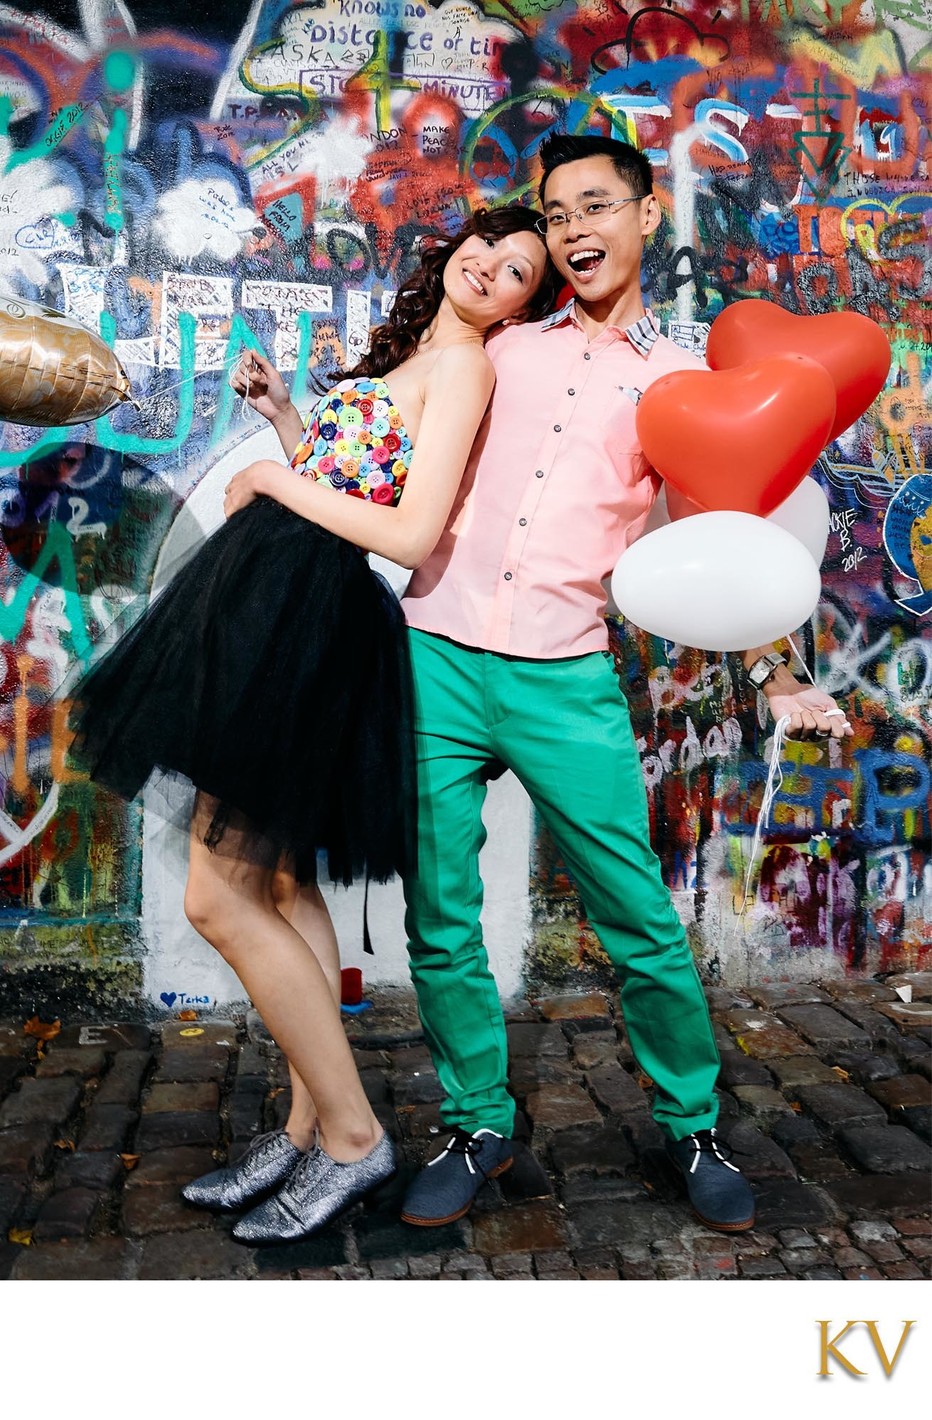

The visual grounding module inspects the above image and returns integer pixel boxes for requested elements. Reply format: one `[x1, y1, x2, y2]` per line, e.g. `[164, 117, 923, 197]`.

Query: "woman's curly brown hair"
[344, 204, 562, 380]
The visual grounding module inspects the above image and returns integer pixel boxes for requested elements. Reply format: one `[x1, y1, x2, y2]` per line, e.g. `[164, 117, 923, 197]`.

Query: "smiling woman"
[67, 201, 560, 1246]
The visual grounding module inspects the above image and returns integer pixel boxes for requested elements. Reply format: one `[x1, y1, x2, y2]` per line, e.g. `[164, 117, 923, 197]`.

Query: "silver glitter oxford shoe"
[181, 1129, 304, 1211]
[232, 1131, 396, 1244]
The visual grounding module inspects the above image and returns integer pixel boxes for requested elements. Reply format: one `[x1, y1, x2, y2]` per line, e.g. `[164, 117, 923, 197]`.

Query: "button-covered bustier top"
[290, 377, 413, 507]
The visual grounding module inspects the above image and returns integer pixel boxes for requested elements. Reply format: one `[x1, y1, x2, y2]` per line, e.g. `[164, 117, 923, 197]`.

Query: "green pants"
[403, 628, 720, 1143]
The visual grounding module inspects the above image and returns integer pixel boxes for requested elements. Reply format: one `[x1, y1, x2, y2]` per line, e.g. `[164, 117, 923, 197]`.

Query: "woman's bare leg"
[185, 803, 379, 1163]
[271, 872, 342, 1151]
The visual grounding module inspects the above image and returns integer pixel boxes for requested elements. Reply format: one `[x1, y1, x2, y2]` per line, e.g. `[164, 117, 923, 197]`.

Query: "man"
[398, 133, 850, 1233]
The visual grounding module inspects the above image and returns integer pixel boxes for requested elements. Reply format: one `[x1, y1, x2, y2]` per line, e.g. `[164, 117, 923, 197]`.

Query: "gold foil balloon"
[0, 297, 133, 426]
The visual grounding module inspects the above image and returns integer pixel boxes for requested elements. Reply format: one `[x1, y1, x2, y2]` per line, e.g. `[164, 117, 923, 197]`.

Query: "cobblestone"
[11, 1236, 133, 1279]
[717, 1055, 774, 1088]
[0, 976, 928, 1280]
[525, 1084, 601, 1129]
[777, 1004, 871, 1051]
[548, 1124, 635, 1177]
[830, 1002, 902, 1049]
[141, 1081, 221, 1114]
[54, 1023, 151, 1052]
[138, 1228, 254, 1280]
[748, 984, 830, 1009]
[473, 1201, 567, 1255]
[731, 1086, 796, 1124]
[134, 1109, 220, 1152]
[32, 1187, 104, 1242]
[122, 1182, 209, 1235]
[794, 1083, 888, 1132]
[93, 1051, 153, 1106]
[572, 1034, 619, 1071]
[723, 1012, 814, 1058]
[766, 1056, 841, 1090]
[868, 1075, 930, 1112]
[506, 1023, 569, 1058]
[536, 993, 611, 1022]
[585, 1063, 649, 1115]
[785, 1141, 852, 1182]
[53, 1150, 124, 1191]
[825, 1173, 932, 1217]
[838, 1125, 932, 1174]
[0, 1122, 56, 1176]
[35, 1048, 107, 1079]
[0, 1076, 82, 1130]
[78, 1103, 138, 1152]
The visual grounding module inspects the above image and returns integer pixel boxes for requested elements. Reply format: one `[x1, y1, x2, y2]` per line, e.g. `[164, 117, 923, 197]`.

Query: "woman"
[71, 205, 560, 1244]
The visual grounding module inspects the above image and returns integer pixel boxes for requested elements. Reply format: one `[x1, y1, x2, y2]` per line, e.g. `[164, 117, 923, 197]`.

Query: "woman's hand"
[224, 460, 279, 517]
[229, 349, 293, 424]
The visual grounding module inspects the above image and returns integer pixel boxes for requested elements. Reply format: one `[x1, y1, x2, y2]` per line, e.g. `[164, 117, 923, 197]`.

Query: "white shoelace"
[688, 1129, 740, 1175]
[426, 1127, 501, 1176]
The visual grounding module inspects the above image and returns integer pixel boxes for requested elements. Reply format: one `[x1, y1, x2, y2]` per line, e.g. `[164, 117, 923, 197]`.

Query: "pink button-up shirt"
[402, 301, 705, 658]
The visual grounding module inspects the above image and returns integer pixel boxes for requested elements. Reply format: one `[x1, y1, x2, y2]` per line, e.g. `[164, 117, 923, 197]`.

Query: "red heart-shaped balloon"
[636, 355, 836, 517]
[707, 301, 891, 441]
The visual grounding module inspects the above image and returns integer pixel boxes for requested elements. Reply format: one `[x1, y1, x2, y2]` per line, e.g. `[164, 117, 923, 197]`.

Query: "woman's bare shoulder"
[426, 342, 495, 393]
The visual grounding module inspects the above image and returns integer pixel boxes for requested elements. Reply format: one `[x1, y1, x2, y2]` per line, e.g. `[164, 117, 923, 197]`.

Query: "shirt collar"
[541, 300, 661, 358]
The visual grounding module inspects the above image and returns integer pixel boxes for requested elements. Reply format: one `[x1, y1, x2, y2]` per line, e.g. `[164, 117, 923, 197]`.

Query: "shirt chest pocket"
[603, 386, 642, 454]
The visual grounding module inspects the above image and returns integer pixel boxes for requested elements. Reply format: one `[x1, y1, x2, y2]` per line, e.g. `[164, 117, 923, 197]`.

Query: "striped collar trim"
[540, 300, 660, 357]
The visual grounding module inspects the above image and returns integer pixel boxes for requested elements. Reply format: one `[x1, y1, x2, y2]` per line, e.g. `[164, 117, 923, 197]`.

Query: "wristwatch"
[746, 651, 787, 689]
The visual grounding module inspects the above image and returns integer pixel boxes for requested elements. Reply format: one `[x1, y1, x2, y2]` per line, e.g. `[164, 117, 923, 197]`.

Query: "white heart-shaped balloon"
[767, 477, 830, 566]
[660, 477, 830, 566]
[612, 512, 821, 652]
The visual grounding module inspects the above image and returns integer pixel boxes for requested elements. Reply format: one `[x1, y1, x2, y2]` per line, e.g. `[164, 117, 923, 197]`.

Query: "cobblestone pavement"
[1, 974, 930, 1281]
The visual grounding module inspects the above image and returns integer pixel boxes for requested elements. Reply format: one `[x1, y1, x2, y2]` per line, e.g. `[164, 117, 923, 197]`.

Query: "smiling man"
[398, 133, 849, 1235]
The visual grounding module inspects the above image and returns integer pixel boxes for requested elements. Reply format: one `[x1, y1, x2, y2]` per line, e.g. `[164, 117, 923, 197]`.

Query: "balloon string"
[785, 632, 817, 689]
[734, 638, 848, 939]
[122, 358, 255, 422]
[734, 713, 792, 933]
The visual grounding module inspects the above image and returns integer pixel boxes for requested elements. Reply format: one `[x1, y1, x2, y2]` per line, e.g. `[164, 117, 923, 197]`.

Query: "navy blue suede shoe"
[667, 1128, 756, 1232]
[401, 1127, 513, 1226]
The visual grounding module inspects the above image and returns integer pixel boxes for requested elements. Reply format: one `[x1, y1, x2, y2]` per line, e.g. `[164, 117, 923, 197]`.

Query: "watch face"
[749, 654, 784, 687]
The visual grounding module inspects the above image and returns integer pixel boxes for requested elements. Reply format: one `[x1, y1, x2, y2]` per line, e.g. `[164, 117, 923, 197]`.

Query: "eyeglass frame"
[534, 195, 648, 235]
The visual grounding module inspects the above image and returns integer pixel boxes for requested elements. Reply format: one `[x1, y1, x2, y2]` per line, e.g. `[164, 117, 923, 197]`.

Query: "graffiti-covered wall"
[0, 0, 928, 1011]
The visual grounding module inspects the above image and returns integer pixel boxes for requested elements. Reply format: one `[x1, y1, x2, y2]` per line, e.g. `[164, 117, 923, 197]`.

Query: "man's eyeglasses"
[534, 196, 646, 234]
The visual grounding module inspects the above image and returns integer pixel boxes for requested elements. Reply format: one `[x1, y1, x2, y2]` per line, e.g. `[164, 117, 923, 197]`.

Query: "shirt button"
[503, 571, 513, 581]
[568, 388, 575, 395]
[584, 352, 591, 360]
[554, 424, 561, 432]
[518, 517, 527, 526]
[535, 470, 544, 478]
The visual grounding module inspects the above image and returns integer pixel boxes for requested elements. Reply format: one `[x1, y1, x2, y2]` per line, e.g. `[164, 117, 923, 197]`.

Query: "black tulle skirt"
[70, 497, 416, 886]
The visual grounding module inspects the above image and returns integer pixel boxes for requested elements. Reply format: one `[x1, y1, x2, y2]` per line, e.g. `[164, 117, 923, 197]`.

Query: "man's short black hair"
[538, 133, 653, 204]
